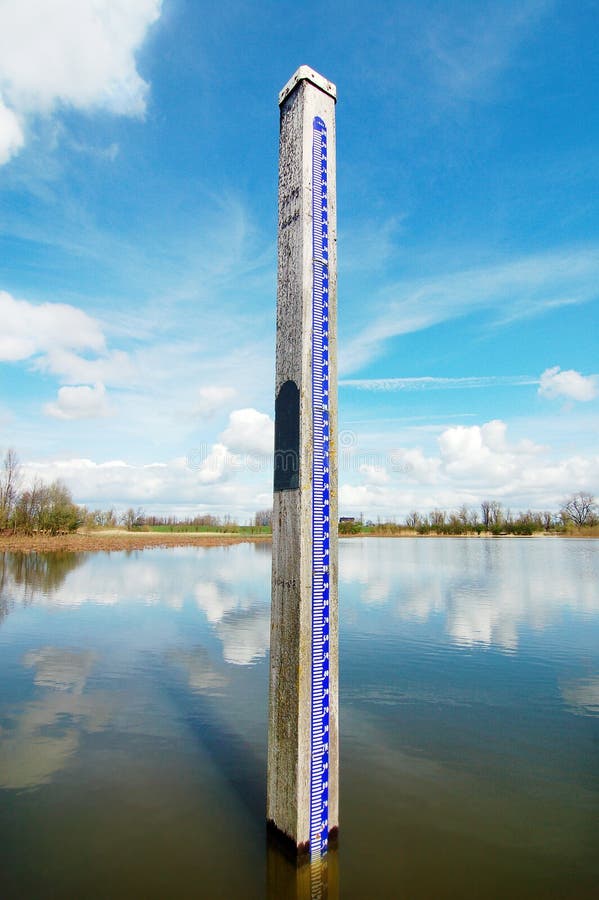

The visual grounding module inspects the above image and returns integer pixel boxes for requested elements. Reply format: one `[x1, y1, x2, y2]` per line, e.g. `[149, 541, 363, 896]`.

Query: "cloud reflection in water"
[0, 646, 112, 790]
[340, 537, 599, 652]
[1, 545, 272, 668]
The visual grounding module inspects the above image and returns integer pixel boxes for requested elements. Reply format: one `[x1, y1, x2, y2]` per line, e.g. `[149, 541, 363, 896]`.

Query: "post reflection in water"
[266, 840, 339, 900]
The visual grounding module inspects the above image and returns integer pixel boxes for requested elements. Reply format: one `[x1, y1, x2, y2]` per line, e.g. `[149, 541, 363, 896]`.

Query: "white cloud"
[0, 291, 135, 417]
[341, 375, 538, 392]
[196, 386, 237, 418]
[341, 246, 599, 373]
[388, 446, 441, 483]
[437, 419, 542, 483]
[0, 290, 105, 361]
[18, 455, 269, 519]
[216, 606, 270, 666]
[0, 645, 110, 789]
[424, 0, 551, 102]
[0, 0, 162, 163]
[44, 382, 109, 420]
[186, 407, 276, 486]
[194, 443, 236, 485]
[561, 678, 599, 716]
[341, 535, 599, 653]
[358, 463, 390, 486]
[24, 646, 96, 693]
[0, 93, 24, 163]
[220, 408, 274, 457]
[36, 347, 136, 386]
[14, 408, 599, 521]
[167, 648, 228, 696]
[195, 582, 239, 624]
[340, 419, 599, 517]
[538, 366, 598, 403]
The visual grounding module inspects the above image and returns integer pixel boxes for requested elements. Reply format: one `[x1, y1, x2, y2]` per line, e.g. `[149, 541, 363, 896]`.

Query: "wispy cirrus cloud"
[423, 0, 553, 102]
[341, 375, 538, 392]
[341, 245, 599, 373]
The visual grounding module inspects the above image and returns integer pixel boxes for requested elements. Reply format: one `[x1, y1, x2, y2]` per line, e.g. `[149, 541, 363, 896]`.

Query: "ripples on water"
[0, 538, 598, 899]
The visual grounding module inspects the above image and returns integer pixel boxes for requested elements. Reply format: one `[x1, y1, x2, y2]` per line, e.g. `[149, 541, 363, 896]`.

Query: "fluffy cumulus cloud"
[185, 407, 275, 486]
[15, 412, 596, 522]
[193, 443, 235, 485]
[340, 419, 599, 517]
[220, 407, 274, 457]
[0, 0, 162, 164]
[18, 451, 270, 519]
[196, 386, 237, 418]
[1, 290, 132, 419]
[44, 383, 109, 420]
[0, 290, 105, 362]
[538, 366, 598, 402]
[437, 419, 542, 484]
[358, 463, 390, 486]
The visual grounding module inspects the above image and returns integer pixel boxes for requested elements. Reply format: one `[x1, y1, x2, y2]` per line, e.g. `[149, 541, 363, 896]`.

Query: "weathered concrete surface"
[267, 66, 338, 853]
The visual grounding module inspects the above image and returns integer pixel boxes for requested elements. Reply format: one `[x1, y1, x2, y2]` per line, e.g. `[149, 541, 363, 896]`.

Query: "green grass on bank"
[144, 524, 271, 535]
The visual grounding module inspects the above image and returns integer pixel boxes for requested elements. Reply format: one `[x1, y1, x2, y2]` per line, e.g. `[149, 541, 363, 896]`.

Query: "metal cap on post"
[267, 66, 339, 864]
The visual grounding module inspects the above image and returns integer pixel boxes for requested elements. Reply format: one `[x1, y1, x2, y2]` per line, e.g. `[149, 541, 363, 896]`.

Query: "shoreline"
[0, 529, 595, 553]
[0, 531, 271, 554]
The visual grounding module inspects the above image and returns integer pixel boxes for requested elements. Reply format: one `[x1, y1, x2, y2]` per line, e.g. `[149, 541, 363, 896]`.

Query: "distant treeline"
[341, 494, 598, 535]
[0, 449, 81, 535]
[0, 449, 273, 535]
[2, 448, 597, 537]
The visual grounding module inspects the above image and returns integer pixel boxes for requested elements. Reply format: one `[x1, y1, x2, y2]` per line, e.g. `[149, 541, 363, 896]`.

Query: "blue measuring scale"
[310, 114, 330, 860]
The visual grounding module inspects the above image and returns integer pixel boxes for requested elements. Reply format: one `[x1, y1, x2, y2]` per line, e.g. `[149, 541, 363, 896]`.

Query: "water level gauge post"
[267, 65, 339, 862]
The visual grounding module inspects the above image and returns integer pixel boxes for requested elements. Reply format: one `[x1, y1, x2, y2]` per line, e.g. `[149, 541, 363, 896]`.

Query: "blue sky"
[1, 0, 598, 520]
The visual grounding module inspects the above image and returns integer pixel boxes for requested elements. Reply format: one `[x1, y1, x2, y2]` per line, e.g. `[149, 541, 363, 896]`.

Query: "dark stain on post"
[274, 380, 300, 492]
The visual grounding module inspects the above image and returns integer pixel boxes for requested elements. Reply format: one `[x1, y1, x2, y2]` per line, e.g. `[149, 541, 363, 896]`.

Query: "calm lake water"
[1, 537, 598, 899]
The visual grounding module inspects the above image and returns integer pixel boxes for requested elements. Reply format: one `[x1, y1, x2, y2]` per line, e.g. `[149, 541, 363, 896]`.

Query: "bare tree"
[491, 502, 503, 527]
[541, 511, 554, 531]
[560, 492, 597, 527]
[429, 508, 446, 527]
[122, 507, 145, 530]
[481, 500, 491, 528]
[254, 509, 272, 527]
[481, 500, 503, 528]
[405, 511, 420, 529]
[457, 504, 470, 527]
[0, 448, 21, 529]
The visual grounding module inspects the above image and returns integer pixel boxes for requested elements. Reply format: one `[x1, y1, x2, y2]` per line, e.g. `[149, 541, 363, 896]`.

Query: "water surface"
[1, 538, 598, 898]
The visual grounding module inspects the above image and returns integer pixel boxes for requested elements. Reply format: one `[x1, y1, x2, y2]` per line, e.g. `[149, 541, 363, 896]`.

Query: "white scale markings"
[310, 115, 330, 860]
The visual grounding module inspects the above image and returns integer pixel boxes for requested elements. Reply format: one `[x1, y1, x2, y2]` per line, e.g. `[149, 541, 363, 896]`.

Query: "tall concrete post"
[267, 66, 338, 859]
